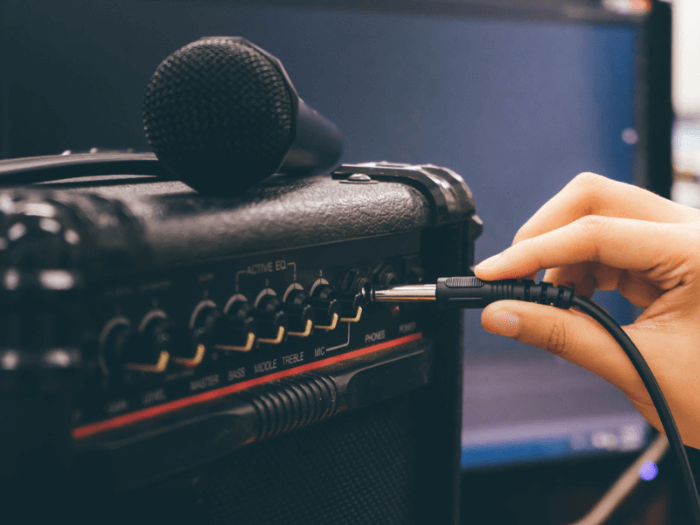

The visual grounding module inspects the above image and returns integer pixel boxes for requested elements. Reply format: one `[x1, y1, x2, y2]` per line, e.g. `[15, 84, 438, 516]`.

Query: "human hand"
[473, 172, 700, 449]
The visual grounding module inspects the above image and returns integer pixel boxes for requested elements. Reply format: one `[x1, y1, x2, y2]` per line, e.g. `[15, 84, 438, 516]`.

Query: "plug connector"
[370, 276, 574, 309]
[436, 277, 574, 309]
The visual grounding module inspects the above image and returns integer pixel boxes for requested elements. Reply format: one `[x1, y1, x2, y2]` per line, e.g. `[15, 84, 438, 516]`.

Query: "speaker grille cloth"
[203, 395, 416, 525]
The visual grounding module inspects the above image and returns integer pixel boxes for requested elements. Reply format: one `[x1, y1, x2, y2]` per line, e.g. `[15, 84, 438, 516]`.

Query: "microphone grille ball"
[143, 37, 295, 195]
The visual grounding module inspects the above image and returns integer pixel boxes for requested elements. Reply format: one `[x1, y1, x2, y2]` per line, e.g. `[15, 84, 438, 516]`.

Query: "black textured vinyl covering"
[204, 395, 415, 525]
[75, 174, 432, 268]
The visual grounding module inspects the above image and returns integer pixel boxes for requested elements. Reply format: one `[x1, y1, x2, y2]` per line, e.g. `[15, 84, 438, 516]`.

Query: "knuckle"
[570, 171, 607, 190]
[568, 172, 609, 216]
[575, 215, 605, 262]
[542, 316, 569, 357]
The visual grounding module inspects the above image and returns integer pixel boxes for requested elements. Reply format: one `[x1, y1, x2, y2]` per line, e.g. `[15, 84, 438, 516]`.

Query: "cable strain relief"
[533, 282, 574, 309]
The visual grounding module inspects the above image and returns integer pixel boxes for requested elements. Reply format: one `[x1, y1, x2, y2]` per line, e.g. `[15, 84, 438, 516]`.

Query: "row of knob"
[99, 283, 366, 374]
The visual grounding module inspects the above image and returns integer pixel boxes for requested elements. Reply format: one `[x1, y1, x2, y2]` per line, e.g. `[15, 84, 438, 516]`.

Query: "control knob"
[282, 285, 315, 337]
[194, 299, 257, 353]
[101, 313, 170, 373]
[248, 292, 288, 344]
[307, 283, 342, 330]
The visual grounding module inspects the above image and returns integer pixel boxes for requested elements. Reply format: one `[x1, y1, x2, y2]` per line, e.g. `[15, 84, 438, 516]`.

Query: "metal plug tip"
[371, 284, 437, 302]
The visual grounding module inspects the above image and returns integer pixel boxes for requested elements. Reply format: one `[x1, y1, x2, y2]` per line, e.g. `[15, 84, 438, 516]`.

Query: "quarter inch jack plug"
[369, 276, 574, 309]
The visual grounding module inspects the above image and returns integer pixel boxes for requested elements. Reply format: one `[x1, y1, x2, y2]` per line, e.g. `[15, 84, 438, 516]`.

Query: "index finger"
[512, 173, 699, 247]
[475, 215, 692, 281]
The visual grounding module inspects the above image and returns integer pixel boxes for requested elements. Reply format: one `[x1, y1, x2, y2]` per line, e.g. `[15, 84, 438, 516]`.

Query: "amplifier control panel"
[73, 232, 427, 440]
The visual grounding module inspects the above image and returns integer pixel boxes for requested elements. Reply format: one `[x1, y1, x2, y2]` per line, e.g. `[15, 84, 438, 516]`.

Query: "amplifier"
[0, 160, 481, 524]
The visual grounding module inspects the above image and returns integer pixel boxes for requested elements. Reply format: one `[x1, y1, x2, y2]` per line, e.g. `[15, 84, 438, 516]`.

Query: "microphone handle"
[279, 98, 342, 175]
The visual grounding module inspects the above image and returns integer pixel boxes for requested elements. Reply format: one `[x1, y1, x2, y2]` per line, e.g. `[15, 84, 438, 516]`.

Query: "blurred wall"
[672, 0, 700, 117]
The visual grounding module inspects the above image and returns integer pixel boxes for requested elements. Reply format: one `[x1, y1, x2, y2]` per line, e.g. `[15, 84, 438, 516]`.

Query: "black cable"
[371, 277, 700, 523]
[571, 295, 700, 524]
[0, 152, 171, 185]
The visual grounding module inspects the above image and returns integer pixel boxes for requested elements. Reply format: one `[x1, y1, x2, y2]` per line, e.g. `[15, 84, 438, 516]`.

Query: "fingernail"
[475, 253, 501, 270]
[483, 310, 519, 337]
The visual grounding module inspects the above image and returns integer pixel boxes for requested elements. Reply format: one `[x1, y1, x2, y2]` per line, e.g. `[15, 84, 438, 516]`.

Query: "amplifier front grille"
[205, 394, 416, 525]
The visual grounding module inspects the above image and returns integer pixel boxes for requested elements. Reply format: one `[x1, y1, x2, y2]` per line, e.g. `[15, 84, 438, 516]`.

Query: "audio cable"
[368, 276, 700, 524]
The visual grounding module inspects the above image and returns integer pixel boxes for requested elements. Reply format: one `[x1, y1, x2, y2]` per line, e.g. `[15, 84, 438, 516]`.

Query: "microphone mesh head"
[143, 37, 295, 194]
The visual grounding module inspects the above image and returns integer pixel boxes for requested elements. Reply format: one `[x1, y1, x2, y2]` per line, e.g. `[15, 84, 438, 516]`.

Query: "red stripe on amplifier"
[72, 332, 423, 440]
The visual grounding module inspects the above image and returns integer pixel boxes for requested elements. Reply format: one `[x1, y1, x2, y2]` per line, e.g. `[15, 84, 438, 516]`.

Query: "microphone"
[142, 37, 342, 196]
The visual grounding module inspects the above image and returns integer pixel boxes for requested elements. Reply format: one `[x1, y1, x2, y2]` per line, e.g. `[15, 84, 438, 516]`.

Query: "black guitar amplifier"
[0, 159, 481, 524]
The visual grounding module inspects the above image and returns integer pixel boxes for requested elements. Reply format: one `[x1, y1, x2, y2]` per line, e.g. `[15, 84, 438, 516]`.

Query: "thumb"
[480, 300, 643, 395]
